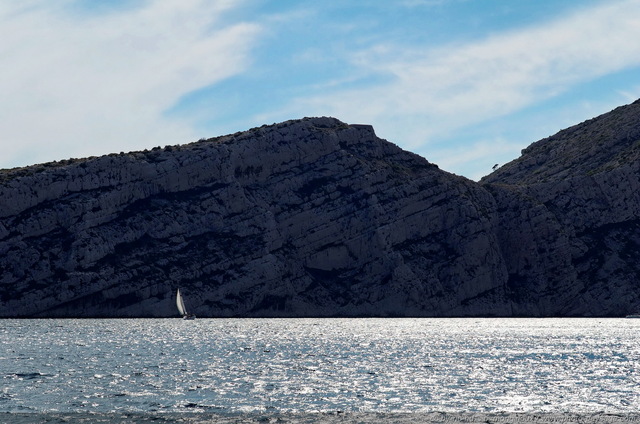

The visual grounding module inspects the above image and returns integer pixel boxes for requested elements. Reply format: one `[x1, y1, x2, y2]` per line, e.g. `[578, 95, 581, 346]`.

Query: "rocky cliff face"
[481, 99, 640, 316]
[2, 101, 640, 317]
[0, 117, 508, 317]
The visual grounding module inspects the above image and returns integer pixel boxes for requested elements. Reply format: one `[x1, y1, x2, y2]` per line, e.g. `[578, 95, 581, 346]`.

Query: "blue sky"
[2, 1, 640, 180]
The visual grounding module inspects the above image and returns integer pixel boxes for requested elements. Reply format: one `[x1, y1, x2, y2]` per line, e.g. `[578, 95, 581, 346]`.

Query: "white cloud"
[426, 138, 523, 181]
[0, 0, 261, 168]
[618, 86, 640, 104]
[400, 0, 469, 7]
[270, 0, 640, 174]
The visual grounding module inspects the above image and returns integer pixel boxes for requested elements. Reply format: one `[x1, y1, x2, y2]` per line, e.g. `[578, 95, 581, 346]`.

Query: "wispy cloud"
[0, 0, 261, 168]
[3, 0, 639, 178]
[270, 0, 640, 176]
[618, 85, 640, 104]
[400, 0, 469, 7]
[429, 138, 524, 181]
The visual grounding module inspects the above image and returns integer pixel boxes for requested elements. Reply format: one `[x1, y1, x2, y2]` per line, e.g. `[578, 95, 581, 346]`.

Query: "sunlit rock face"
[2, 100, 640, 317]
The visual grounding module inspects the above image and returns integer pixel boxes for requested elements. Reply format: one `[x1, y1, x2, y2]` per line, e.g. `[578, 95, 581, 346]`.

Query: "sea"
[2, 318, 640, 423]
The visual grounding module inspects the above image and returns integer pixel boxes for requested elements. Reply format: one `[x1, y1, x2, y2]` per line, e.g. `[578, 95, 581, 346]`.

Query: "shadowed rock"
[2, 102, 640, 317]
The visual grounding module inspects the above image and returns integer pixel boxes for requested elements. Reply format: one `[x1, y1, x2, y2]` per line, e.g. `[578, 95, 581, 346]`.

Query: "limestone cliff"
[481, 99, 640, 316]
[0, 117, 508, 317]
[2, 101, 640, 317]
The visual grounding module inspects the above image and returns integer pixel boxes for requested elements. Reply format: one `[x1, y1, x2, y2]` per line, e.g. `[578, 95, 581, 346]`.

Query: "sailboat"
[176, 288, 196, 320]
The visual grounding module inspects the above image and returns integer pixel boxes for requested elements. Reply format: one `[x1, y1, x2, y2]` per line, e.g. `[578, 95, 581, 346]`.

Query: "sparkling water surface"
[1, 318, 639, 414]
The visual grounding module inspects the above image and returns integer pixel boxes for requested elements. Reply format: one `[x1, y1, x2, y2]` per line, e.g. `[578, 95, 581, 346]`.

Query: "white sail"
[176, 289, 187, 316]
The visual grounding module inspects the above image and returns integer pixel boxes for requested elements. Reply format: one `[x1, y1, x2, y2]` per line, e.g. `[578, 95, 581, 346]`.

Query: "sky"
[2, 0, 640, 180]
